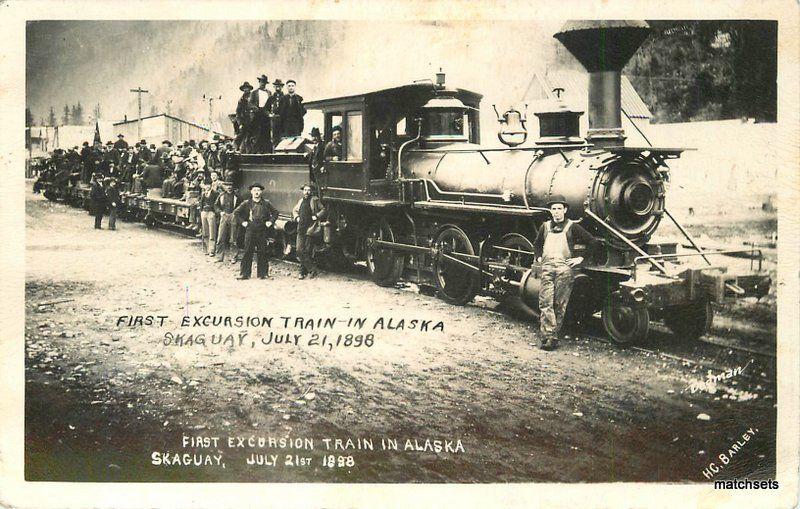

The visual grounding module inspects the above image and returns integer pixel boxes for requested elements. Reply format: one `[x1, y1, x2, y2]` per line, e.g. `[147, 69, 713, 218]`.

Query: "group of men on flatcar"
[234, 75, 307, 153]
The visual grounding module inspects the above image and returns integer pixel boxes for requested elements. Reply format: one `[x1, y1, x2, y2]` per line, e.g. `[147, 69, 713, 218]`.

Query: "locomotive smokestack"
[554, 20, 650, 147]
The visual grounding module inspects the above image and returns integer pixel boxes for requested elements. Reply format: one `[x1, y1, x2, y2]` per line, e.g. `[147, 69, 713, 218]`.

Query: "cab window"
[345, 111, 362, 161]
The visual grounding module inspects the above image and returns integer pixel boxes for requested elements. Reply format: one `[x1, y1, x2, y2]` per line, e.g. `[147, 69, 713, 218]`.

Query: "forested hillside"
[626, 21, 777, 123]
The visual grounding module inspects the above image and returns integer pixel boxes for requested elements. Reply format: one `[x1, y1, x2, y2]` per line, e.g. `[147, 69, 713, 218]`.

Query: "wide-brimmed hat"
[117, 134, 124, 138]
[239, 81, 253, 91]
[162, 139, 172, 146]
[545, 194, 569, 207]
[249, 183, 265, 190]
[257, 74, 269, 83]
[300, 182, 317, 191]
[272, 79, 284, 87]
[308, 127, 321, 138]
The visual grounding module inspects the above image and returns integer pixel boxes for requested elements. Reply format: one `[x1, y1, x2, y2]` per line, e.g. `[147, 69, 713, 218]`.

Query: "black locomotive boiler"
[235, 20, 770, 345]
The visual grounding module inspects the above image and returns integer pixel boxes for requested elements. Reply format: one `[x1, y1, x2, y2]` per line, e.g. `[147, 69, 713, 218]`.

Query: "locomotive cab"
[303, 82, 482, 204]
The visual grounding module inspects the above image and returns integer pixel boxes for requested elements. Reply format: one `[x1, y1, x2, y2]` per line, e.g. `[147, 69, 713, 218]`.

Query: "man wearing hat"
[292, 183, 327, 279]
[80, 141, 94, 184]
[235, 81, 255, 152]
[233, 183, 279, 280]
[214, 180, 240, 263]
[532, 194, 597, 350]
[138, 140, 152, 164]
[88, 172, 107, 229]
[105, 177, 121, 230]
[113, 134, 129, 151]
[249, 74, 273, 153]
[266, 79, 285, 146]
[279, 79, 306, 138]
[155, 140, 172, 168]
[308, 127, 325, 181]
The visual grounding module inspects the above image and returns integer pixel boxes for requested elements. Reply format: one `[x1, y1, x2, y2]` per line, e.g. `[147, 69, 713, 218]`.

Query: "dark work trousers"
[108, 207, 117, 230]
[251, 110, 271, 153]
[94, 212, 103, 229]
[240, 225, 269, 278]
[296, 230, 317, 275]
[538, 260, 574, 338]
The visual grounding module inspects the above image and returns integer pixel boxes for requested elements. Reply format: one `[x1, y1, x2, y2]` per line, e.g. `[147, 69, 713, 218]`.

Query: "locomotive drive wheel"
[497, 233, 535, 275]
[664, 300, 713, 341]
[601, 301, 649, 346]
[433, 225, 478, 305]
[365, 219, 404, 287]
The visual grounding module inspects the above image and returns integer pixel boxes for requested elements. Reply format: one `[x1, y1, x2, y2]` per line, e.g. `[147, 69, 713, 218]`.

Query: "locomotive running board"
[413, 201, 548, 217]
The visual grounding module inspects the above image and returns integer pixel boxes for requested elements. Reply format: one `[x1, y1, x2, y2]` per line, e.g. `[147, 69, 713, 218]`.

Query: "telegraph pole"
[202, 94, 222, 132]
[130, 86, 150, 140]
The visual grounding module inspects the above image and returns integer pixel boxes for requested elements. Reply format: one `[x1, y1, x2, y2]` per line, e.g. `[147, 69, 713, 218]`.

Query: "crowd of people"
[35, 127, 335, 282]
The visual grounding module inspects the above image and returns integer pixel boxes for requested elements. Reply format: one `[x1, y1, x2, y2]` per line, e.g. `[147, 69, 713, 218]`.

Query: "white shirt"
[256, 88, 270, 108]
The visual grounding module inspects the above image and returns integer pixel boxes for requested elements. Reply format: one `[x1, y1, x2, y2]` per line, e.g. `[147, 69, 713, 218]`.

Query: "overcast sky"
[26, 19, 569, 131]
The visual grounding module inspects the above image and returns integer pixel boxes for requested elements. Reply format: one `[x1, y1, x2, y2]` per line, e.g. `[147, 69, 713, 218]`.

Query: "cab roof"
[305, 82, 483, 111]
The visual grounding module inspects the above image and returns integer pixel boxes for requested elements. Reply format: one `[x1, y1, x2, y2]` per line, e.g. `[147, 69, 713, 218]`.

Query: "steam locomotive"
[39, 21, 770, 345]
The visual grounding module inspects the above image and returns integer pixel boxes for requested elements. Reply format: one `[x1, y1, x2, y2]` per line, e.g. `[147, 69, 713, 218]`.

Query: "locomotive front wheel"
[601, 302, 649, 346]
[433, 225, 478, 305]
[664, 300, 713, 341]
[366, 219, 404, 287]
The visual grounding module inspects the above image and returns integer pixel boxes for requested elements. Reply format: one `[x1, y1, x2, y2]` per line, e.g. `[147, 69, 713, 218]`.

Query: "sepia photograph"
[1, 1, 799, 508]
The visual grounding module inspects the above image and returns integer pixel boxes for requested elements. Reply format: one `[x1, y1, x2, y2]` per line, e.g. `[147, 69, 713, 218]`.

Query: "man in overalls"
[532, 194, 597, 350]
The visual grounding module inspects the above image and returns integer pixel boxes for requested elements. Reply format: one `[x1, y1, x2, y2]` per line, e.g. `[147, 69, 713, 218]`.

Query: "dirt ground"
[24, 185, 777, 483]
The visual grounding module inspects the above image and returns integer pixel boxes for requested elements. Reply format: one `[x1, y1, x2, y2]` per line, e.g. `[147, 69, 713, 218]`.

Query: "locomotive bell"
[493, 106, 528, 147]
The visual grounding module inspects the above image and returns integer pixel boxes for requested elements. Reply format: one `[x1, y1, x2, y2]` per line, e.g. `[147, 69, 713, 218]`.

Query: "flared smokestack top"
[554, 20, 650, 147]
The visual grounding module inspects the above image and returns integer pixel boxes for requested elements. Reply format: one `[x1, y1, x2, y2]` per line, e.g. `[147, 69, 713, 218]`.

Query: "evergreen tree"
[48, 107, 56, 126]
[62, 104, 71, 125]
[71, 102, 85, 124]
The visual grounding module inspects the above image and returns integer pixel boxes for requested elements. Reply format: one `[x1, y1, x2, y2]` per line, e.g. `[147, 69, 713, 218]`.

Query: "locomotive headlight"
[623, 181, 656, 216]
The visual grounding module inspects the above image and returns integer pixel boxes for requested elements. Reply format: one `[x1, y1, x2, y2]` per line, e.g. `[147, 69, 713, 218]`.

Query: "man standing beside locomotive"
[233, 183, 279, 280]
[292, 183, 326, 279]
[199, 182, 219, 257]
[532, 194, 596, 351]
[214, 181, 239, 263]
